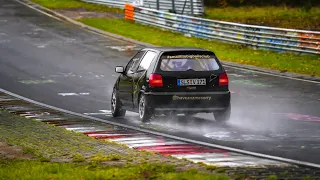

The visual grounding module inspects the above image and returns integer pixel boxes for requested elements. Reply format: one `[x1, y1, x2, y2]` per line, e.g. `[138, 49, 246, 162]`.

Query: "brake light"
[219, 72, 228, 86]
[149, 73, 163, 87]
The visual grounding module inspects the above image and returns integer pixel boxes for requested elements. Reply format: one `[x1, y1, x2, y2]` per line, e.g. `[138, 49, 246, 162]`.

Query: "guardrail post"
[190, 0, 193, 15]
[171, 0, 176, 13]
[156, 0, 159, 10]
[181, 0, 187, 14]
[200, 0, 204, 14]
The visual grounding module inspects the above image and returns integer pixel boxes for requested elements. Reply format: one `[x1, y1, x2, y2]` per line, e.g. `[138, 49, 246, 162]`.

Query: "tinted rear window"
[159, 51, 220, 72]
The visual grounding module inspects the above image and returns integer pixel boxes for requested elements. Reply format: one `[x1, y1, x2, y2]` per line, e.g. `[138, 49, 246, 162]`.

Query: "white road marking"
[84, 110, 112, 115]
[19, 79, 55, 84]
[127, 141, 187, 148]
[85, 110, 138, 116]
[58, 92, 90, 96]
[105, 45, 138, 51]
[34, 43, 49, 48]
[58, 93, 77, 96]
[83, 112, 109, 115]
[111, 136, 157, 142]
[37, 45, 46, 48]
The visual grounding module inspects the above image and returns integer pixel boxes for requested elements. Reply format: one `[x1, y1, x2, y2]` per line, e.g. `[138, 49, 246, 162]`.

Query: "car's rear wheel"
[111, 88, 126, 117]
[213, 104, 231, 122]
[138, 94, 153, 122]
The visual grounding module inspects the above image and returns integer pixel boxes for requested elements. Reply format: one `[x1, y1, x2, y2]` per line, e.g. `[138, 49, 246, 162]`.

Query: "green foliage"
[203, 0, 320, 7]
[78, 18, 320, 77]
[72, 153, 86, 163]
[302, 0, 312, 12]
[39, 156, 51, 162]
[216, 168, 226, 173]
[234, 174, 248, 179]
[90, 153, 121, 163]
[268, 175, 278, 180]
[164, 171, 230, 180]
[23, 147, 36, 155]
[0, 159, 230, 180]
[203, 6, 320, 31]
[206, 165, 217, 171]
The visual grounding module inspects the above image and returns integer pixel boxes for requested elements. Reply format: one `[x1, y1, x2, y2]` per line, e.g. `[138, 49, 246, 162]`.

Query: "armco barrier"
[83, 0, 204, 15]
[124, 4, 320, 55]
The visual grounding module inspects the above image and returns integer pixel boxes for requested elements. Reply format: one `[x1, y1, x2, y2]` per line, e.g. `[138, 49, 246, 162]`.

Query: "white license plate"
[177, 78, 206, 86]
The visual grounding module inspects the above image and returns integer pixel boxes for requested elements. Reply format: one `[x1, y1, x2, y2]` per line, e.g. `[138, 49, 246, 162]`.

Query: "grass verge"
[203, 6, 320, 31]
[30, 0, 123, 13]
[0, 110, 230, 179]
[78, 18, 320, 77]
[0, 159, 230, 180]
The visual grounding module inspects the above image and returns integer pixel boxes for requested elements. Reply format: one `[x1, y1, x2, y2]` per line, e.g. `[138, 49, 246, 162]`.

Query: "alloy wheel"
[139, 95, 145, 119]
[111, 89, 117, 113]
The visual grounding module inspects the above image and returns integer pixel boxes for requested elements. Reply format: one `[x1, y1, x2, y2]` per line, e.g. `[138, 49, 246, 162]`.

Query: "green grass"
[0, 110, 102, 159]
[203, 6, 320, 31]
[30, 0, 123, 12]
[78, 18, 320, 77]
[0, 159, 229, 180]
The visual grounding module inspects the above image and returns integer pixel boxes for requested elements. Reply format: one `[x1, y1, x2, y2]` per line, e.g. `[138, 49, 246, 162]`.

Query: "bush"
[203, 0, 319, 7]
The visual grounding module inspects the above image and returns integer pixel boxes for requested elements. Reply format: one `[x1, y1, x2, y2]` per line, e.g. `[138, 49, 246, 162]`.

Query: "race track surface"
[1, 0, 320, 164]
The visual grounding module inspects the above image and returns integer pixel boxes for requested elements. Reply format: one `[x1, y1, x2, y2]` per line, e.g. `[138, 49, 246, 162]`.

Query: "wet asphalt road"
[1, 0, 320, 164]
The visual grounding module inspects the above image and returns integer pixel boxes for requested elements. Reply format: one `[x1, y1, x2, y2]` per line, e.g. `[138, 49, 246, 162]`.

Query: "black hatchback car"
[111, 47, 231, 122]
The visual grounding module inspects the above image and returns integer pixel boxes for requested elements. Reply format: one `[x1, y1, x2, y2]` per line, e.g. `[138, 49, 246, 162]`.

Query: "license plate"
[177, 79, 206, 86]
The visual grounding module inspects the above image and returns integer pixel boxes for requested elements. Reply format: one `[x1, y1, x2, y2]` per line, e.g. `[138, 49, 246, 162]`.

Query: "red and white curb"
[0, 92, 291, 168]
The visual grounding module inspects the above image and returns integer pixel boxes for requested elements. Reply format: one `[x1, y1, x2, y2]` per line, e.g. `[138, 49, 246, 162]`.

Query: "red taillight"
[149, 73, 163, 87]
[219, 72, 228, 86]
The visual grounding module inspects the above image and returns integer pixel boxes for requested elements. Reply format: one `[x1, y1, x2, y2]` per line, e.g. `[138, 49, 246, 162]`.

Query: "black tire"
[138, 94, 154, 123]
[111, 87, 126, 117]
[213, 104, 231, 122]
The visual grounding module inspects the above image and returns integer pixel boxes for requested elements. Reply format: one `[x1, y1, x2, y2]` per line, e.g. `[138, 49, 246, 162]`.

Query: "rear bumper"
[144, 91, 230, 113]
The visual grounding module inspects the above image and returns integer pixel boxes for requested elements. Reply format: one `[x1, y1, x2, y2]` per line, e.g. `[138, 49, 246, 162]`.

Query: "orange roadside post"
[125, 3, 135, 21]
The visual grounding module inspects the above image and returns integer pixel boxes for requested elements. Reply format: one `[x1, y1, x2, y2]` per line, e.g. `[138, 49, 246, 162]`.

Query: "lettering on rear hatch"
[172, 95, 211, 100]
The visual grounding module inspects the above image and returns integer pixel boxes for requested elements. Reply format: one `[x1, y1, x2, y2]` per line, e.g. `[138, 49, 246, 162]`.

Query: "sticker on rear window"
[160, 54, 220, 72]
[166, 55, 211, 59]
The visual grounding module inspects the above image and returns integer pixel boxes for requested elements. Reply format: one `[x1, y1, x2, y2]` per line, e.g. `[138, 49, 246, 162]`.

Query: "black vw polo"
[111, 47, 231, 122]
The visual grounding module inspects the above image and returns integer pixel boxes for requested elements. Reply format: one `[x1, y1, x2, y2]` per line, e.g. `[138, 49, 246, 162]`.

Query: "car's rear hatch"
[152, 50, 227, 92]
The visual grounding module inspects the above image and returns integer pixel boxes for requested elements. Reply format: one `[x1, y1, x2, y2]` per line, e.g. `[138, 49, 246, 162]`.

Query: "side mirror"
[115, 66, 124, 73]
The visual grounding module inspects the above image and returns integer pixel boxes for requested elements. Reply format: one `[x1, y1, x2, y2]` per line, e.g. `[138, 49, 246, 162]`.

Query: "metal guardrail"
[82, 0, 204, 15]
[124, 4, 320, 55]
